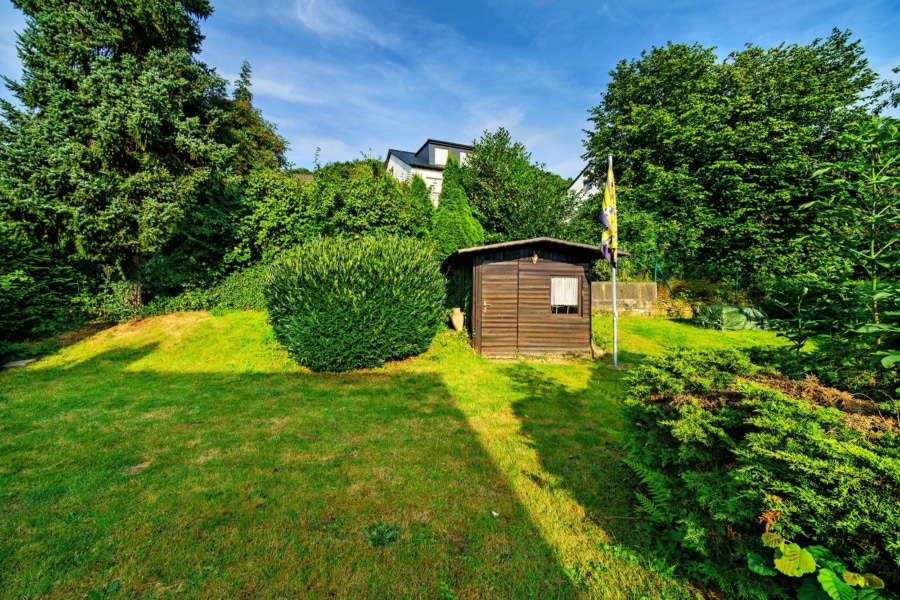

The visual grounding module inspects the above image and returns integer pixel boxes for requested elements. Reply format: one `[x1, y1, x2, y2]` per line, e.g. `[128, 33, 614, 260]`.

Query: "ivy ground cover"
[0, 312, 779, 599]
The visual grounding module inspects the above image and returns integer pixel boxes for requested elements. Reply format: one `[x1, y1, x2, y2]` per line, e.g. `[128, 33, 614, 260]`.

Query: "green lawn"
[0, 312, 781, 599]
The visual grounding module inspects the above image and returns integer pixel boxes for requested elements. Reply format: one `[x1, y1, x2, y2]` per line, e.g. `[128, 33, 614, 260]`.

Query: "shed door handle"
[484, 302, 491, 312]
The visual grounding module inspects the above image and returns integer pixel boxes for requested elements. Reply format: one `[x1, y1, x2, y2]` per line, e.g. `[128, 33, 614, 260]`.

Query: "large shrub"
[264, 236, 445, 372]
[623, 348, 900, 599]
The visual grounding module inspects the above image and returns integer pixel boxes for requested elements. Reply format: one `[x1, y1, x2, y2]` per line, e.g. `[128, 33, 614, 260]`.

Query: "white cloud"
[251, 77, 318, 104]
[292, 0, 398, 47]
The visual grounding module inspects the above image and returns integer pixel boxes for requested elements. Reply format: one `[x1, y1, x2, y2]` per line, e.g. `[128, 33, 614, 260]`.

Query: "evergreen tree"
[0, 0, 238, 306]
[234, 60, 253, 103]
[408, 174, 433, 236]
[224, 60, 287, 175]
[432, 156, 483, 259]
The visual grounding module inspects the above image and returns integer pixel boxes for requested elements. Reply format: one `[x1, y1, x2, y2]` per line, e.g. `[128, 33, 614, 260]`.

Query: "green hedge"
[623, 348, 900, 599]
[264, 236, 445, 372]
[143, 263, 268, 317]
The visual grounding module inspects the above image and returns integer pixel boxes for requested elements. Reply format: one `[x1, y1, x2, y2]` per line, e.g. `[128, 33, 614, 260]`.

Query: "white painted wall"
[569, 169, 599, 205]
[387, 154, 412, 181]
[433, 146, 448, 166]
[423, 175, 442, 205]
[386, 141, 473, 206]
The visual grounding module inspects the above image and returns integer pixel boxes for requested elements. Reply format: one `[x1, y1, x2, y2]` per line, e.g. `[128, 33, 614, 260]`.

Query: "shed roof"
[443, 237, 629, 268]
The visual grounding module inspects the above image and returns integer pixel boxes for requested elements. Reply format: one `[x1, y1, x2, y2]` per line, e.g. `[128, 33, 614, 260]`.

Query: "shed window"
[551, 277, 579, 314]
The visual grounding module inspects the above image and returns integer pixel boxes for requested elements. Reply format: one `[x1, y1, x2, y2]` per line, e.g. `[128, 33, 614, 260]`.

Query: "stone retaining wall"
[591, 282, 657, 314]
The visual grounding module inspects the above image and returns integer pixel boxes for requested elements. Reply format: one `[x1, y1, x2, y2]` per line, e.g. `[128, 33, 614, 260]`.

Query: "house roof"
[385, 149, 445, 172]
[443, 237, 630, 267]
[386, 140, 474, 172]
[413, 139, 473, 156]
[571, 165, 589, 182]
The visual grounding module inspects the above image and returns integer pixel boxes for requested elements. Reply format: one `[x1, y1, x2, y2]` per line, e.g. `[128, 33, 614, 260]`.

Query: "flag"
[600, 159, 618, 269]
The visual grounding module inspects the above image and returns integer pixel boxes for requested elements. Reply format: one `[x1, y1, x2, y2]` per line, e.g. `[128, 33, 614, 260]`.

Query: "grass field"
[0, 312, 781, 599]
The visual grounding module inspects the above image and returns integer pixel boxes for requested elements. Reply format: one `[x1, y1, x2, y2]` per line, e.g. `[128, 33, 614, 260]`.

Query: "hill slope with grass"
[0, 312, 781, 599]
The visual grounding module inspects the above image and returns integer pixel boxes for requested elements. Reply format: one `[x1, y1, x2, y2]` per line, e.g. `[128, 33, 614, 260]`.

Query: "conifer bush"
[432, 156, 484, 259]
[623, 348, 900, 599]
[264, 236, 445, 372]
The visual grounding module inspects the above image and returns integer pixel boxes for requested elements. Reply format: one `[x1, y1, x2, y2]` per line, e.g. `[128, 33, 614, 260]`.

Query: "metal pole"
[612, 265, 618, 368]
[609, 153, 618, 368]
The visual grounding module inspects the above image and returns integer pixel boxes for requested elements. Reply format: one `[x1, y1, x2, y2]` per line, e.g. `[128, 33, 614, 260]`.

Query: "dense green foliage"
[759, 116, 900, 405]
[0, 226, 85, 360]
[232, 160, 431, 265]
[407, 174, 434, 237]
[264, 236, 445, 372]
[581, 30, 885, 280]
[432, 156, 484, 259]
[223, 61, 288, 175]
[623, 348, 900, 599]
[0, 0, 230, 303]
[0, 0, 288, 316]
[142, 263, 268, 316]
[230, 169, 321, 264]
[460, 128, 577, 243]
[312, 159, 429, 239]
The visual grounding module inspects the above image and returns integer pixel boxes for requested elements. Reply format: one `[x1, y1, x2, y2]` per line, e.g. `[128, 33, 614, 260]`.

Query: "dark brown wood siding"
[470, 248, 592, 357]
[477, 256, 520, 357]
[517, 253, 591, 355]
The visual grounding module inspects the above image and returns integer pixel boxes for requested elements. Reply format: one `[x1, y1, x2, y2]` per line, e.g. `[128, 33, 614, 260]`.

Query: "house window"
[551, 277, 579, 314]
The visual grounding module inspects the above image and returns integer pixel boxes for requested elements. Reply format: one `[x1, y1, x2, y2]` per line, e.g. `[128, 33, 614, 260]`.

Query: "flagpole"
[609, 153, 618, 368]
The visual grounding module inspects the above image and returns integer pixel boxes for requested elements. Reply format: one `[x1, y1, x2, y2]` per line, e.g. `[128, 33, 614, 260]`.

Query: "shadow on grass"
[0, 345, 575, 600]
[503, 357, 675, 586]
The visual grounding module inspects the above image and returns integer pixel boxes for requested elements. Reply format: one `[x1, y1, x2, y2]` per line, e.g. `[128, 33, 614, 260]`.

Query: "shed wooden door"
[478, 258, 519, 357]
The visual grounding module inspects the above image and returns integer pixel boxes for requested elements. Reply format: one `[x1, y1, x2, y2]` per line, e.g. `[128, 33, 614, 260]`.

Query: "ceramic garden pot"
[450, 308, 464, 332]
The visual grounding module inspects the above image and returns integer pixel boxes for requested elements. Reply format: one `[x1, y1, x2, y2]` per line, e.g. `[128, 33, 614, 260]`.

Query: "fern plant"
[622, 457, 674, 524]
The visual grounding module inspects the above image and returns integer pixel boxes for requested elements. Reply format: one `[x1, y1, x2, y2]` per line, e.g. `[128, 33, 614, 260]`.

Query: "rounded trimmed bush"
[264, 236, 446, 372]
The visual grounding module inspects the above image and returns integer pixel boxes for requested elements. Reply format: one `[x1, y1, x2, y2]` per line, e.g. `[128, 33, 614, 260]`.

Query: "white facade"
[568, 166, 599, 205]
[386, 154, 412, 179]
[385, 139, 473, 205]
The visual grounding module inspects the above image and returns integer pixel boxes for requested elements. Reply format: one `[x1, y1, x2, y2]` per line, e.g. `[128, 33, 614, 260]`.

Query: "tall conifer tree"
[431, 156, 483, 259]
[0, 0, 239, 305]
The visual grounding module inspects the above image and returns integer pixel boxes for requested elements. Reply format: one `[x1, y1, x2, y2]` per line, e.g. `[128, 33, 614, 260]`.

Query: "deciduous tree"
[581, 29, 886, 279]
[460, 128, 576, 243]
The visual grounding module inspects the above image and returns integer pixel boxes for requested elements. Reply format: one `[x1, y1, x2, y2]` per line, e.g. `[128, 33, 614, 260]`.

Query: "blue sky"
[1, 0, 898, 176]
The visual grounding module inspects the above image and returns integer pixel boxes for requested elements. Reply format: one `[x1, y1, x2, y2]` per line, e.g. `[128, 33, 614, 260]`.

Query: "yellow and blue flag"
[600, 159, 618, 269]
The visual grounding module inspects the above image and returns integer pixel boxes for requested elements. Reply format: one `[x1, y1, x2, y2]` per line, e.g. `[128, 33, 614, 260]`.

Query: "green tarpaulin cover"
[692, 305, 768, 330]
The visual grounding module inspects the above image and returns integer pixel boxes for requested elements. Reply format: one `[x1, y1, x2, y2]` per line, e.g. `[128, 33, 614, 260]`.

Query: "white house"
[568, 166, 599, 204]
[385, 139, 473, 204]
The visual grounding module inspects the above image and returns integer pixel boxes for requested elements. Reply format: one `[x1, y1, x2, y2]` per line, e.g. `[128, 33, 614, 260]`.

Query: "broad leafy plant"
[750, 533, 887, 600]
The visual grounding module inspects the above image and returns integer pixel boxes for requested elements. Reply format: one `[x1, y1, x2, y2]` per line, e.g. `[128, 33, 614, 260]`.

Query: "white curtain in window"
[551, 277, 578, 306]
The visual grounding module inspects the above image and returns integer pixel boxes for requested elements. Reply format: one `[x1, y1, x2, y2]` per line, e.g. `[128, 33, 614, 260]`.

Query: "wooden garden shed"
[444, 238, 605, 357]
